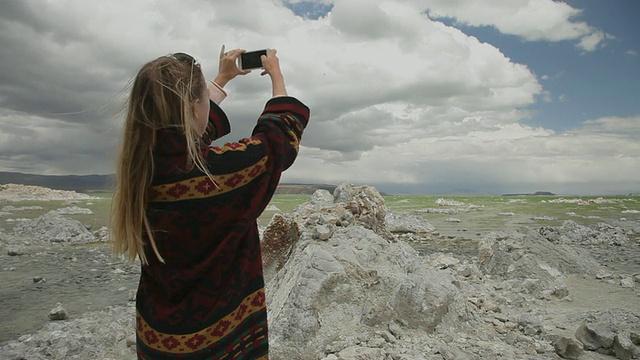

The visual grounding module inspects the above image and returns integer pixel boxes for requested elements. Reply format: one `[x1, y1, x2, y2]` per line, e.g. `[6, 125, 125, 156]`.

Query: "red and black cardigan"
[135, 96, 310, 359]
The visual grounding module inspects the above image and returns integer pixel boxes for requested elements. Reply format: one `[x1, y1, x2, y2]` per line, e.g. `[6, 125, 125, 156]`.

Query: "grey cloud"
[0, 116, 118, 174]
[330, 1, 419, 42]
[0, 18, 133, 126]
[0, 0, 91, 45]
[303, 106, 414, 154]
[331, 1, 394, 40]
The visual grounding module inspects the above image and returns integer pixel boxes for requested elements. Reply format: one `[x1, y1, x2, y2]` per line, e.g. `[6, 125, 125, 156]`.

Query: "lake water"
[264, 193, 640, 241]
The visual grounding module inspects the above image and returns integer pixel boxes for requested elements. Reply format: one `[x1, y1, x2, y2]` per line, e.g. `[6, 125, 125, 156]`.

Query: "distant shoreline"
[0, 171, 339, 196]
[1, 171, 638, 196]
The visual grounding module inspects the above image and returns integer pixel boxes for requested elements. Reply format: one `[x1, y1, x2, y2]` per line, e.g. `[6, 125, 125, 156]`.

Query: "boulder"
[12, 212, 96, 244]
[267, 225, 459, 357]
[613, 332, 638, 360]
[540, 220, 629, 246]
[333, 183, 392, 239]
[554, 336, 584, 359]
[571, 311, 640, 359]
[292, 189, 355, 229]
[575, 321, 615, 352]
[266, 185, 461, 358]
[621, 277, 635, 288]
[385, 212, 435, 234]
[426, 252, 460, 269]
[48, 303, 69, 321]
[436, 198, 464, 206]
[477, 228, 601, 299]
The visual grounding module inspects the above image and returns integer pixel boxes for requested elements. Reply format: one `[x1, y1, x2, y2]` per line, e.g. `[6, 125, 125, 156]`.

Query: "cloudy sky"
[1, 0, 638, 195]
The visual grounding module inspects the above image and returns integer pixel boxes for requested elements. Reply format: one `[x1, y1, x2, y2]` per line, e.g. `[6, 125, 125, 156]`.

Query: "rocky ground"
[0, 184, 639, 360]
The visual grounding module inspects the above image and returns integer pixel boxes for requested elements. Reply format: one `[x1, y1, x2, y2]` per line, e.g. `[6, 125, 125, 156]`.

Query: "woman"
[111, 46, 310, 359]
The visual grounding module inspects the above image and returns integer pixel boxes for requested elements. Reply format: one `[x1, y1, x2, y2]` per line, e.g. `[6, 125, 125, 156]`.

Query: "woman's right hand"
[214, 45, 250, 87]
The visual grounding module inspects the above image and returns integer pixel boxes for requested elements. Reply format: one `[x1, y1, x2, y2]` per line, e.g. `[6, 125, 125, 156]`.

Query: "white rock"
[385, 212, 435, 233]
[48, 302, 69, 321]
[436, 198, 464, 206]
[427, 253, 460, 269]
[596, 269, 614, 279]
[0, 184, 96, 202]
[415, 208, 458, 214]
[621, 277, 635, 288]
[12, 212, 96, 244]
[51, 206, 93, 215]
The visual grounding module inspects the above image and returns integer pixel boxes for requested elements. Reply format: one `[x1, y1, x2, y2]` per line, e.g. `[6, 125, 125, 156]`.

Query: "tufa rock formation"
[263, 184, 467, 359]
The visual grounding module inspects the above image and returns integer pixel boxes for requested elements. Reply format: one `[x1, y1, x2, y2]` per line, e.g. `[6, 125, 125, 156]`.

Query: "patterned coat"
[135, 96, 310, 359]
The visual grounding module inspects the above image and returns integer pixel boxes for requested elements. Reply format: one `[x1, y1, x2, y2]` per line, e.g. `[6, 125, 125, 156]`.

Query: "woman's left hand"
[214, 45, 250, 87]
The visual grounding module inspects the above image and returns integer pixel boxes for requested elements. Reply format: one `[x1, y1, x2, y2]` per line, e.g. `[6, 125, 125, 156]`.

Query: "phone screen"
[240, 50, 267, 70]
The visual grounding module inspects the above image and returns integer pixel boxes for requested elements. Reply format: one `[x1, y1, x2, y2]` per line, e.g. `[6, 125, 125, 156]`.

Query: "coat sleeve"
[203, 96, 310, 221]
[200, 100, 231, 145]
[245, 96, 310, 216]
[252, 96, 310, 172]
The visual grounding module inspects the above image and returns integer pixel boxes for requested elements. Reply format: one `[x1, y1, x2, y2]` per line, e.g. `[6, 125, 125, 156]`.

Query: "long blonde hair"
[111, 54, 211, 264]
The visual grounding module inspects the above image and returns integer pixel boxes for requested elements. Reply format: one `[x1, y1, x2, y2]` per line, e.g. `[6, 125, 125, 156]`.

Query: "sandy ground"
[2, 232, 638, 347]
[1, 191, 639, 356]
[0, 243, 139, 344]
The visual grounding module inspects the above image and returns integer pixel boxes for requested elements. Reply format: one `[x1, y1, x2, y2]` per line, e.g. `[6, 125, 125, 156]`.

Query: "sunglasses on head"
[170, 52, 200, 67]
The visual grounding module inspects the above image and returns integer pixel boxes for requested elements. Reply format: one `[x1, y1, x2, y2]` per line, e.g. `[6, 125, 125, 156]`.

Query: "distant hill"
[0, 172, 113, 192]
[502, 191, 556, 196]
[0, 171, 335, 195]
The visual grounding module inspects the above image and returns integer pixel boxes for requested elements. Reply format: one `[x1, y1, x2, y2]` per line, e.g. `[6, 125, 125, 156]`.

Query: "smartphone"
[238, 49, 270, 70]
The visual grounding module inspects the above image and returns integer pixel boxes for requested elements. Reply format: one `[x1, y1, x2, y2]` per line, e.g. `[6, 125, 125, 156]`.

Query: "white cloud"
[285, 115, 640, 195]
[578, 30, 606, 52]
[418, 0, 610, 52]
[578, 116, 640, 136]
[0, 0, 636, 194]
